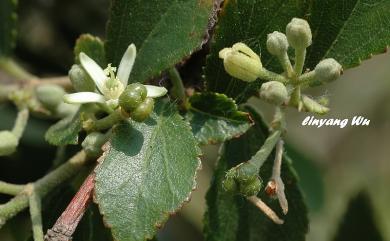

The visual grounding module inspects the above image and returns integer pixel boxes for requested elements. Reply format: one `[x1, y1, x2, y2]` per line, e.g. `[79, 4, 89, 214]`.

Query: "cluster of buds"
[219, 18, 343, 114]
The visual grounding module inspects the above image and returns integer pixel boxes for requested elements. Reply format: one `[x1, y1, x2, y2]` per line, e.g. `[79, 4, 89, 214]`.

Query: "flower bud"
[314, 58, 343, 83]
[131, 97, 154, 122]
[239, 175, 262, 197]
[266, 31, 289, 56]
[219, 42, 262, 82]
[35, 84, 66, 111]
[260, 81, 288, 105]
[82, 132, 107, 157]
[0, 131, 18, 156]
[119, 83, 147, 113]
[302, 95, 329, 115]
[222, 177, 238, 194]
[69, 64, 96, 92]
[286, 18, 312, 49]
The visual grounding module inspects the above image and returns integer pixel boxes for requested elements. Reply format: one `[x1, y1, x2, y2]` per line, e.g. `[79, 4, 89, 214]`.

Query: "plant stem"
[258, 68, 289, 83]
[29, 190, 44, 241]
[0, 182, 25, 196]
[247, 130, 282, 170]
[168, 67, 187, 105]
[45, 173, 95, 241]
[0, 58, 35, 80]
[278, 53, 294, 78]
[0, 151, 88, 228]
[247, 196, 284, 224]
[294, 48, 306, 76]
[12, 108, 29, 139]
[86, 109, 124, 131]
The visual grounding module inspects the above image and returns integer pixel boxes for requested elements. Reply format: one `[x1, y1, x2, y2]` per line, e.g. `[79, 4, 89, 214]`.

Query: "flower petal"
[145, 85, 168, 98]
[117, 43, 136, 86]
[64, 92, 106, 104]
[79, 52, 107, 93]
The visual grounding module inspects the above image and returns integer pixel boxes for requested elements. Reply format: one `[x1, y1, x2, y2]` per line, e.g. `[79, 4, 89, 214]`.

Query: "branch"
[0, 181, 25, 196]
[0, 151, 89, 229]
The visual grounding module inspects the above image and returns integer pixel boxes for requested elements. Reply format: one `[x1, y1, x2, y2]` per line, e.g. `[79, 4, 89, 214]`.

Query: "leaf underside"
[204, 105, 308, 241]
[0, 0, 17, 57]
[105, 0, 214, 84]
[205, 0, 390, 102]
[94, 101, 201, 241]
[186, 92, 253, 145]
[45, 110, 82, 146]
[74, 34, 106, 67]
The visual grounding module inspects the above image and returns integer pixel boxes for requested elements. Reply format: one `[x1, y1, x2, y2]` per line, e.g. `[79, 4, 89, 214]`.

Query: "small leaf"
[45, 110, 82, 146]
[204, 105, 308, 241]
[105, 0, 214, 83]
[74, 34, 106, 67]
[0, 0, 17, 56]
[333, 192, 384, 241]
[95, 101, 201, 241]
[185, 92, 253, 145]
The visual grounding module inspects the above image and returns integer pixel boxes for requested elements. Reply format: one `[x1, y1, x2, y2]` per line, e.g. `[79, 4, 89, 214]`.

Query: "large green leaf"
[306, 0, 390, 69]
[0, 0, 17, 56]
[186, 92, 253, 145]
[105, 0, 213, 83]
[204, 105, 308, 241]
[45, 110, 82, 146]
[205, 0, 390, 102]
[333, 192, 384, 241]
[74, 34, 106, 67]
[95, 101, 201, 241]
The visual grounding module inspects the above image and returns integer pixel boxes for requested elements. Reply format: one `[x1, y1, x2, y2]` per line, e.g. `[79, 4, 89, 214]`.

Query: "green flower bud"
[222, 177, 238, 194]
[314, 58, 343, 83]
[0, 131, 18, 156]
[81, 132, 107, 157]
[69, 64, 96, 92]
[119, 83, 147, 113]
[266, 31, 289, 56]
[260, 81, 288, 105]
[35, 84, 66, 111]
[223, 163, 262, 196]
[239, 175, 262, 197]
[286, 18, 312, 49]
[55, 102, 79, 118]
[131, 97, 154, 122]
[219, 42, 262, 82]
[302, 95, 329, 115]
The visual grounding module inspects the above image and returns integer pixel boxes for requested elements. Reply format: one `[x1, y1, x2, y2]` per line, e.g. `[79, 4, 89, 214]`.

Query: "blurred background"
[0, 0, 389, 240]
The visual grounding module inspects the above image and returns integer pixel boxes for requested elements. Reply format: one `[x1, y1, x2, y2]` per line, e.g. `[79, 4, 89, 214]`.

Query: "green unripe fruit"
[239, 175, 262, 197]
[260, 81, 288, 105]
[119, 83, 147, 113]
[286, 18, 312, 49]
[131, 97, 154, 122]
[81, 132, 107, 157]
[0, 131, 18, 156]
[314, 58, 343, 83]
[69, 64, 96, 92]
[266, 31, 289, 56]
[35, 84, 66, 111]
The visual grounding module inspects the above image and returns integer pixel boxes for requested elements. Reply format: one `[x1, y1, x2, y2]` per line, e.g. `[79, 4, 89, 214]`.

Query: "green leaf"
[105, 0, 213, 83]
[306, 0, 390, 69]
[0, 0, 17, 56]
[204, 105, 308, 241]
[333, 192, 384, 241]
[205, 0, 308, 102]
[95, 101, 201, 241]
[185, 92, 253, 145]
[74, 34, 106, 67]
[205, 0, 390, 102]
[45, 110, 82, 146]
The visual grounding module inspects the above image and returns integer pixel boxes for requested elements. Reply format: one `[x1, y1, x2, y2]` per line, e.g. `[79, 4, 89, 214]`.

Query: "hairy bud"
[0, 131, 18, 156]
[35, 84, 66, 111]
[302, 95, 329, 115]
[314, 58, 343, 83]
[266, 31, 289, 56]
[69, 64, 96, 92]
[260, 81, 288, 105]
[286, 18, 312, 49]
[219, 42, 262, 82]
[82, 132, 107, 157]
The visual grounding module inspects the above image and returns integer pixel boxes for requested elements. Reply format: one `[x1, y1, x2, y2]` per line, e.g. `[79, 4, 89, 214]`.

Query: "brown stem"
[44, 172, 95, 241]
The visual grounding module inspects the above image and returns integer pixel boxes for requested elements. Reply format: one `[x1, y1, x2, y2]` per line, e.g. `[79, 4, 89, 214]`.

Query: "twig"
[247, 196, 284, 224]
[29, 189, 44, 241]
[12, 108, 29, 139]
[45, 173, 95, 241]
[0, 181, 25, 196]
[0, 151, 89, 229]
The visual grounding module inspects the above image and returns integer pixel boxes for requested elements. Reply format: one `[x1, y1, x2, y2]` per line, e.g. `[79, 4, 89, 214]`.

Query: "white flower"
[64, 43, 168, 109]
